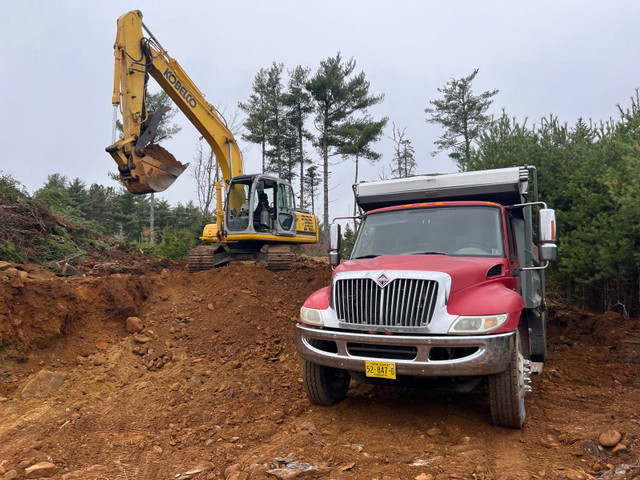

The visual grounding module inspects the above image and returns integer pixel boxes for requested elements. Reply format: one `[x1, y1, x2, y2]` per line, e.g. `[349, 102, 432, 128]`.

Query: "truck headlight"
[300, 306, 324, 327]
[449, 314, 508, 334]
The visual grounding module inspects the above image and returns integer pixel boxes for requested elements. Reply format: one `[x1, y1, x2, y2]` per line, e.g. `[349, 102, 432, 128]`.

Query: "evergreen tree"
[66, 178, 88, 219]
[284, 66, 314, 207]
[389, 123, 417, 178]
[303, 164, 321, 216]
[306, 53, 384, 241]
[337, 116, 387, 215]
[425, 69, 498, 171]
[34, 174, 72, 215]
[239, 68, 269, 173]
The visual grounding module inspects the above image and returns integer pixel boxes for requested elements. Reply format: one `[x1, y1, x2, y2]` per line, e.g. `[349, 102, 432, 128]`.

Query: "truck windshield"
[350, 206, 505, 259]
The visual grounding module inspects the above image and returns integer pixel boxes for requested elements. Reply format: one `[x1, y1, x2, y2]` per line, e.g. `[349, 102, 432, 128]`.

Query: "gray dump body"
[354, 167, 530, 212]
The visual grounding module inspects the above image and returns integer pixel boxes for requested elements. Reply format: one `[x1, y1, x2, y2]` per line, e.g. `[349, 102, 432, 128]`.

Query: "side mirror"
[329, 223, 341, 267]
[539, 208, 557, 262]
[539, 209, 557, 244]
[330, 223, 341, 251]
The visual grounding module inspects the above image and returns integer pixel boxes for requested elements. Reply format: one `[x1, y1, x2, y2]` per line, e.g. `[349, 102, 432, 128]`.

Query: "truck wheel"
[302, 360, 350, 406]
[488, 332, 526, 428]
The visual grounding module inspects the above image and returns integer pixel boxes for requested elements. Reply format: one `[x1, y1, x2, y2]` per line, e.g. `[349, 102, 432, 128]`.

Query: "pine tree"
[239, 68, 270, 173]
[306, 53, 384, 241]
[425, 69, 498, 171]
[284, 66, 314, 208]
[337, 117, 387, 215]
[389, 123, 417, 178]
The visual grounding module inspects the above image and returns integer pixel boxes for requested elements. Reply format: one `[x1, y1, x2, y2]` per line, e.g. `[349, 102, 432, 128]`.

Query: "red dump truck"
[294, 166, 557, 428]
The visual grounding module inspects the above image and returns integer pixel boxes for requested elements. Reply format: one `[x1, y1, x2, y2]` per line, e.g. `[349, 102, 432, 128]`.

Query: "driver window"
[226, 182, 251, 231]
[277, 184, 295, 231]
[254, 181, 275, 231]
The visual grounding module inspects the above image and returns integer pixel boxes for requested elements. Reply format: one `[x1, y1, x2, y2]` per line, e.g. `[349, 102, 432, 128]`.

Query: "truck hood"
[336, 255, 506, 294]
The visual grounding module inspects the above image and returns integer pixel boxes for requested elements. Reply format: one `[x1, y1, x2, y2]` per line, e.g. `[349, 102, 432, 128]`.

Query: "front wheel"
[488, 331, 527, 428]
[302, 360, 350, 406]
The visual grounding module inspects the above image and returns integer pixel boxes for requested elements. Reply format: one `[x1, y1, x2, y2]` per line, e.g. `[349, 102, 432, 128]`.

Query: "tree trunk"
[322, 134, 329, 247]
[149, 193, 155, 245]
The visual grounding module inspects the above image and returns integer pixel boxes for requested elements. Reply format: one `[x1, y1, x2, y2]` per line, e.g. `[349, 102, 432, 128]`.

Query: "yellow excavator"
[106, 10, 318, 271]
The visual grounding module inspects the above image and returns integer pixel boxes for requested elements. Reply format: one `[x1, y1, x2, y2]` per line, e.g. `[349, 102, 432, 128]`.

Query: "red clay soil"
[0, 257, 639, 480]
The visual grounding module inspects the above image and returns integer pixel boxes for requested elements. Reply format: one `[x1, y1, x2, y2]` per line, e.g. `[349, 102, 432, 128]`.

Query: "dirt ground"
[0, 255, 639, 480]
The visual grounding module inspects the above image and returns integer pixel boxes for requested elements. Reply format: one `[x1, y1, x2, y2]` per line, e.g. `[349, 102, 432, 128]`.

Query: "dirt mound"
[0, 260, 639, 480]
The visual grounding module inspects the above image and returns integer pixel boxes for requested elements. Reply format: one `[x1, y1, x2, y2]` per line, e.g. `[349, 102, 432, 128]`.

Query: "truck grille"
[332, 277, 439, 328]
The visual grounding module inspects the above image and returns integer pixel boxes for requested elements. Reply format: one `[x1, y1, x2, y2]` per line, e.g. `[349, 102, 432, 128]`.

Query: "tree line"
[429, 71, 640, 316]
[30, 173, 206, 258]
[5, 58, 640, 316]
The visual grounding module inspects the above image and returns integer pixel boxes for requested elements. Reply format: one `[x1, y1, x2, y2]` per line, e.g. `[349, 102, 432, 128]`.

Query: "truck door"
[276, 182, 297, 236]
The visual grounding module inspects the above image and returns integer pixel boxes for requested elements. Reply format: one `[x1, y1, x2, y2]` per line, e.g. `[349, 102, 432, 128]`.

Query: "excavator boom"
[107, 10, 243, 194]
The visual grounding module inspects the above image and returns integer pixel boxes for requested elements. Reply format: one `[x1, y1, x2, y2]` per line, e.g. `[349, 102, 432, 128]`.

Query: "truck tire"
[488, 332, 526, 428]
[302, 360, 350, 406]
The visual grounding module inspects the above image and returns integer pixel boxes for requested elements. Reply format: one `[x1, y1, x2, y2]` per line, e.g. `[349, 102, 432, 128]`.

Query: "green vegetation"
[467, 92, 640, 316]
[0, 172, 206, 268]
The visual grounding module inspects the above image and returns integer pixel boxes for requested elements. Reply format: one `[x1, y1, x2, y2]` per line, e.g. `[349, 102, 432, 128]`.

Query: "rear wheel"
[488, 331, 527, 428]
[302, 360, 350, 406]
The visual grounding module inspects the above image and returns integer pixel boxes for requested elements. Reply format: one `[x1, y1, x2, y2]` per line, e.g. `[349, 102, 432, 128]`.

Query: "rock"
[612, 443, 627, 454]
[169, 382, 181, 392]
[3, 470, 18, 480]
[60, 263, 83, 277]
[93, 354, 106, 366]
[415, 475, 434, 480]
[126, 317, 144, 333]
[21, 370, 66, 400]
[133, 334, 150, 344]
[0, 261, 12, 271]
[25, 461, 57, 478]
[136, 381, 152, 390]
[4, 268, 18, 277]
[599, 430, 622, 448]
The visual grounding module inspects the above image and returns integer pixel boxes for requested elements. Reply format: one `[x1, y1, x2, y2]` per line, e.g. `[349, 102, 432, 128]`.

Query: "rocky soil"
[0, 256, 639, 480]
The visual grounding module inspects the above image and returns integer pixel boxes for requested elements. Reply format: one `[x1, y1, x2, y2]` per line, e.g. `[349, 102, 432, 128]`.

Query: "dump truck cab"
[294, 166, 557, 428]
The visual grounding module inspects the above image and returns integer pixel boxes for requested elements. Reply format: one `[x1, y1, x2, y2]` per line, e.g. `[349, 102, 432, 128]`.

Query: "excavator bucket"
[107, 143, 188, 194]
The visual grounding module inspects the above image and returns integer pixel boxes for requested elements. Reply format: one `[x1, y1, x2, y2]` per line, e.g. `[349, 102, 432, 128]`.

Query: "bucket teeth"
[524, 385, 533, 393]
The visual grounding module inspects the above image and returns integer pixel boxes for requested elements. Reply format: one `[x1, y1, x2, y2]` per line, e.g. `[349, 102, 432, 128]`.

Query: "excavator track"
[188, 245, 293, 272]
[266, 245, 293, 271]
[188, 245, 229, 273]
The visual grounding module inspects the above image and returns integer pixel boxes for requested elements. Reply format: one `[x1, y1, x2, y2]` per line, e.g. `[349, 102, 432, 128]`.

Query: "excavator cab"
[225, 175, 296, 237]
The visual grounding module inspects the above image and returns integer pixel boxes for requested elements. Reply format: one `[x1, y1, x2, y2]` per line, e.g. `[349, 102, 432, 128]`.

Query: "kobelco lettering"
[163, 68, 197, 108]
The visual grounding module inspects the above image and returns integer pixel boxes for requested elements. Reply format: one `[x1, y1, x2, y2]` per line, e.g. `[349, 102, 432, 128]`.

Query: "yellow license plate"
[365, 361, 396, 380]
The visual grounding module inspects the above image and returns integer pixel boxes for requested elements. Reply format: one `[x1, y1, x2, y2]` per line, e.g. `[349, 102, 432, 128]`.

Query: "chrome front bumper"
[294, 325, 515, 377]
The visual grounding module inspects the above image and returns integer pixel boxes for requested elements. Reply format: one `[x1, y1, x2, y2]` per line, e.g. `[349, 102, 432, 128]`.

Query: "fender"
[302, 287, 330, 310]
[447, 281, 524, 332]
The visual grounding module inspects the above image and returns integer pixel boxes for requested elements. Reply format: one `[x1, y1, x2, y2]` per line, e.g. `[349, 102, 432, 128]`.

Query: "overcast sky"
[2, 1, 639, 221]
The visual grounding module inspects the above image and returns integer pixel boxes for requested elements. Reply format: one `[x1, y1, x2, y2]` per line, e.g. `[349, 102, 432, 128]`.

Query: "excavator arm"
[106, 10, 243, 194]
